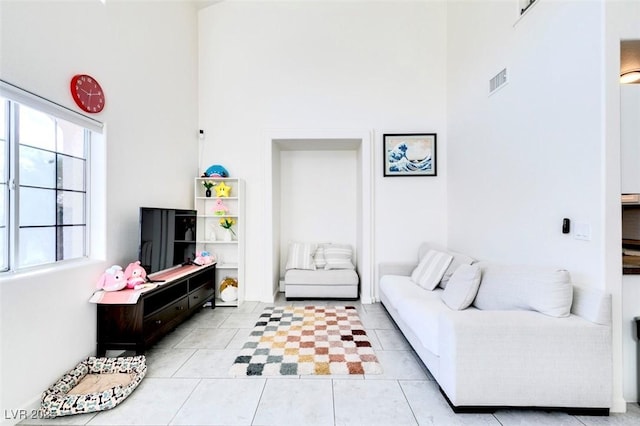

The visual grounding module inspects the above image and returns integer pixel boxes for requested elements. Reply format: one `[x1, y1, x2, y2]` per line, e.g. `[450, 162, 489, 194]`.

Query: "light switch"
[574, 222, 591, 241]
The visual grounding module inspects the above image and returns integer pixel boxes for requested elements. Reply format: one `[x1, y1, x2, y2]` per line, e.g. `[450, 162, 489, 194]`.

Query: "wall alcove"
[264, 130, 374, 303]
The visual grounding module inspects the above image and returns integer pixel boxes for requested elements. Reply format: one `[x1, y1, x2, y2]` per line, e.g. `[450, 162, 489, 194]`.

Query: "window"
[0, 81, 102, 272]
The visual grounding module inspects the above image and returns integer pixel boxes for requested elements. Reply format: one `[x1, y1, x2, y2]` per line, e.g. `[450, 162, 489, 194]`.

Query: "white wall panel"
[198, 1, 448, 301]
[0, 1, 198, 421]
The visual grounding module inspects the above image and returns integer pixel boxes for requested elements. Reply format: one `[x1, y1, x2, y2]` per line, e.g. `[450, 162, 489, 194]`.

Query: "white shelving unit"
[194, 177, 244, 307]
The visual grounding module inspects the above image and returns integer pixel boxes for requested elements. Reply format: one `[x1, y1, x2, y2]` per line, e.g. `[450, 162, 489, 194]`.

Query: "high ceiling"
[192, 3, 639, 81]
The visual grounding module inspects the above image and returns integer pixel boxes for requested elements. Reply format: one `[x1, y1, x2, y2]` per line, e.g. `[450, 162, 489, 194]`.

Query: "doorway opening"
[264, 131, 374, 303]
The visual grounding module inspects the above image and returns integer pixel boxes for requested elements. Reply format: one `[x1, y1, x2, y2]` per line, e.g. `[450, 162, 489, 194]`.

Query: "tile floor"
[22, 295, 640, 426]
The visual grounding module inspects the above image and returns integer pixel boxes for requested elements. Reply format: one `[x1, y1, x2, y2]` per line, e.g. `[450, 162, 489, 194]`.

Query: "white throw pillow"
[441, 264, 482, 310]
[323, 244, 355, 270]
[314, 244, 327, 268]
[285, 242, 317, 270]
[472, 262, 573, 317]
[410, 249, 453, 290]
[439, 251, 475, 289]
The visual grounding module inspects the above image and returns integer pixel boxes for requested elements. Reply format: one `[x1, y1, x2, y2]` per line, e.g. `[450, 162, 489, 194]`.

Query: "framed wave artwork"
[383, 133, 437, 177]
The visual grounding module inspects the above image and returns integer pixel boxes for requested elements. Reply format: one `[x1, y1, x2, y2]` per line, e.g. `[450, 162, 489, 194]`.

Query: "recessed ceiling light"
[620, 70, 640, 84]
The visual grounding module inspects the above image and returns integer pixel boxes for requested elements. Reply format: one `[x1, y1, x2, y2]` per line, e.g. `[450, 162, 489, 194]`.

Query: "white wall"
[198, 1, 448, 301]
[447, 0, 640, 411]
[447, 0, 604, 284]
[0, 1, 198, 422]
[279, 149, 357, 274]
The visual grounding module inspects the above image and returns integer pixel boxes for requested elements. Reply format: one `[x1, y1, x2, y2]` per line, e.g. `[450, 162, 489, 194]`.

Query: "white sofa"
[284, 242, 359, 300]
[379, 243, 612, 415]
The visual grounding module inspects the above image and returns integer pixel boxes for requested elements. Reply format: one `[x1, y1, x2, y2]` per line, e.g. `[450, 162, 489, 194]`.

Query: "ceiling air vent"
[489, 68, 508, 95]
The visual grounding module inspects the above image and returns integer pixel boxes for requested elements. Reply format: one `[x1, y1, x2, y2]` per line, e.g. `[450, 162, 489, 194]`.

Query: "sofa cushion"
[379, 274, 450, 355]
[285, 242, 317, 270]
[439, 251, 475, 289]
[285, 268, 358, 286]
[441, 264, 481, 310]
[397, 288, 452, 356]
[410, 250, 453, 290]
[379, 275, 427, 309]
[571, 285, 611, 325]
[472, 263, 573, 317]
[324, 244, 355, 270]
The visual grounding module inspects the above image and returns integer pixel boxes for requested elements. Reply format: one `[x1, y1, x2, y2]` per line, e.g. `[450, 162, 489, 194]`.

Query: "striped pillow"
[410, 249, 453, 290]
[285, 242, 317, 270]
[323, 244, 355, 270]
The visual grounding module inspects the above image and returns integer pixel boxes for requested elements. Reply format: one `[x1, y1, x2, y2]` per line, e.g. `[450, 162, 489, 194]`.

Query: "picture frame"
[383, 133, 437, 177]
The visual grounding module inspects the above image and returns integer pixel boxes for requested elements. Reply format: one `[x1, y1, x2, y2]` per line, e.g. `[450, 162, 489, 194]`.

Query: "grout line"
[250, 378, 269, 425]
[331, 378, 337, 426]
[225, 328, 243, 350]
[169, 348, 198, 378]
[167, 377, 202, 426]
[397, 379, 420, 426]
[575, 416, 589, 426]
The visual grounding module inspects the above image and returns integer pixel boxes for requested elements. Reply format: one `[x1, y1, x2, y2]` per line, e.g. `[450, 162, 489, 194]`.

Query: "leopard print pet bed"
[40, 356, 146, 418]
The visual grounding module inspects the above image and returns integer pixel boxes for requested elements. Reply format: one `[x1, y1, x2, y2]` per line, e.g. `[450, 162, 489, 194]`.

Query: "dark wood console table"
[96, 263, 216, 356]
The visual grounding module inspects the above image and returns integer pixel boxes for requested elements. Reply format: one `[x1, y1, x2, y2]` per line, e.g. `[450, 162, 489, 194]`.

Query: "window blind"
[0, 79, 104, 133]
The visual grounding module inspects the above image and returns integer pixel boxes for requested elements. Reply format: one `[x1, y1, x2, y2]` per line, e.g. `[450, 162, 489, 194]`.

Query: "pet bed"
[40, 356, 146, 418]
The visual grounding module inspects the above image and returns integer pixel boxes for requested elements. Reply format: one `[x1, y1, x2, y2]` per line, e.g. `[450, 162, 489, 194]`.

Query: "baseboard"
[360, 294, 375, 304]
[3, 350, 96, 426]
[269, 286, 279, 303]
[610, 396, 628, 413]
[1, 397, 41, 426]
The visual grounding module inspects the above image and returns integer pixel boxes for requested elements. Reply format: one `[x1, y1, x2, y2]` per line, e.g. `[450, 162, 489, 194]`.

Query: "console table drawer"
[189, 283, 215, 309]
[144, 280, 188, 316]
[144, 297, 189, 338]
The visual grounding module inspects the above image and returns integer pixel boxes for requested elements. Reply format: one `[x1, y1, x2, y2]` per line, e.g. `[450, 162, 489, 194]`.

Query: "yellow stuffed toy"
[220, 277, 238, 302]
[214, 182, 231, 197]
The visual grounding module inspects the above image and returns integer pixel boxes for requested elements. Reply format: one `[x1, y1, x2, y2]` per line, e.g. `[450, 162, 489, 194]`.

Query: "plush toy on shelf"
[220, 277, 238, 302]
[96, 265, 127, 292]
[124, 260, 147, 289]
[212, 198, 229, 216]
[203, 164, 229, 178]
[194, 251, 215, 265]
[214, 182, 231, 197]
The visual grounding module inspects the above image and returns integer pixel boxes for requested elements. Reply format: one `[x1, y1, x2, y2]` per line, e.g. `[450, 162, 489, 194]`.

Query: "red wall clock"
[70, 74, 105, 113]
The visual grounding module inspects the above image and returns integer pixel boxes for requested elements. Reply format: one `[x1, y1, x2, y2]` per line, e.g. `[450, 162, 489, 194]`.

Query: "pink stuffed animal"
[96, 265, 127, 292]
[213, 198, 229, 216]
[194, 251, 215, 265]
[124, 261, 147, 289]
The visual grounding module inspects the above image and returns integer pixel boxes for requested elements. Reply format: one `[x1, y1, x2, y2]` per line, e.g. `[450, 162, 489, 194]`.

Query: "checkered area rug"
[229, 305, 383, 376]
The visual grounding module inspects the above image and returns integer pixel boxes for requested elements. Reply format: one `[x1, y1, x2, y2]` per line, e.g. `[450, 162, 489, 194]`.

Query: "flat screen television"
[138, 207, 197, 275]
